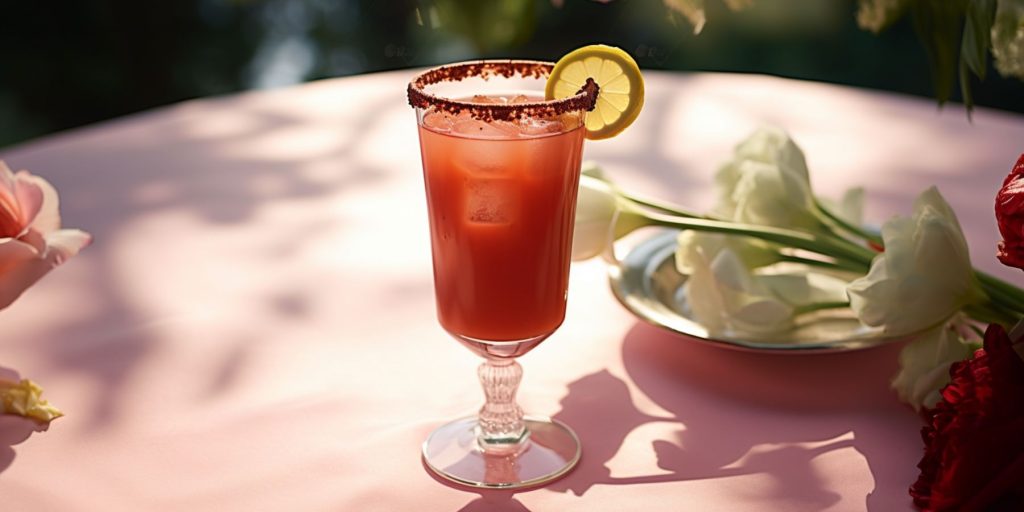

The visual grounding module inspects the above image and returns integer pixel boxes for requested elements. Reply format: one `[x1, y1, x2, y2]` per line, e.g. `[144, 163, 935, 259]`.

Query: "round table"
[1, 70, 1022, 511]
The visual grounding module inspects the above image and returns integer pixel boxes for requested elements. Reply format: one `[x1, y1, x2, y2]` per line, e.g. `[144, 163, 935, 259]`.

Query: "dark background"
[1, 0, 1020, 149]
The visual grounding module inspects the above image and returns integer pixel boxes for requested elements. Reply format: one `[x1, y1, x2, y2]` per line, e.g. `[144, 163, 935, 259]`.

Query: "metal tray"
[608, 231, 901, 353]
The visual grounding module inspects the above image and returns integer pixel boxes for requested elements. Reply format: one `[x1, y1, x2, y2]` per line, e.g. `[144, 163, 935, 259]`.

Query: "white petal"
[682, 247, 728, 333]
[839, 187, 864, 226]
[848, 187, 976, 336]
[890, 322, 971, 410]
[0, 245, 52, 310]
[571, 176, 618, 261]
[12, 172, 44, 230]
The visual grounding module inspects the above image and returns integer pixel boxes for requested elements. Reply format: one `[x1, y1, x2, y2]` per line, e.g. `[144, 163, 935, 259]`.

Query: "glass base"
[422, 415, 581, 489]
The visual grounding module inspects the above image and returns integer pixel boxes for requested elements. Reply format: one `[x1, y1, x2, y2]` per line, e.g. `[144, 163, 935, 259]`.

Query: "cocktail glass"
[408, 61, 597, 488]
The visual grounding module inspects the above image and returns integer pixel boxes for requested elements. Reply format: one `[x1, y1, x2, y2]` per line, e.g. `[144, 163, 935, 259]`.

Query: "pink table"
[1, 70, 1022, 511]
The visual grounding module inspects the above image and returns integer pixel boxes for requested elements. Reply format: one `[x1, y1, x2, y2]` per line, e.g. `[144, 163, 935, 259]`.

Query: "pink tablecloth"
[1, 70, 1022, 511]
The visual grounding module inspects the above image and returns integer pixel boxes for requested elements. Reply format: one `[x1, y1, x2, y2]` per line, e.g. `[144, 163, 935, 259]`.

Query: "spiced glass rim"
[407, 59, 599, 122]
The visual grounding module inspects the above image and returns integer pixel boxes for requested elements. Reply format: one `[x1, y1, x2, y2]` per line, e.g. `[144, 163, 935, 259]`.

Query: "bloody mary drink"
[418, 98, 585, 344]
[408, 58, 602, 489]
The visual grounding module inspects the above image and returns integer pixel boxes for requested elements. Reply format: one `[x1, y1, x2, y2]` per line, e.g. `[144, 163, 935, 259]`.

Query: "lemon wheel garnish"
[545, 44, 644, 140]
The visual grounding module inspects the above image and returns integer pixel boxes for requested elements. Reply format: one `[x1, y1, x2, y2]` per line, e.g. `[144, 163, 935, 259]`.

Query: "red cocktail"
[409, 61, 597, 488]
[419, 100, 584, 346]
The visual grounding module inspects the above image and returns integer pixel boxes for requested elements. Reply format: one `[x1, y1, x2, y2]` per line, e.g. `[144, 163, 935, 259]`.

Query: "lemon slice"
[546, 44, 644, 140]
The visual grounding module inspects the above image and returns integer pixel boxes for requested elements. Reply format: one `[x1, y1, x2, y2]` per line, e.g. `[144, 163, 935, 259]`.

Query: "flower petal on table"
[0, 239, 52, 310]
[12, 172, 44, 233]
[891, 322, 972, 410]
[22, 173, 61, 234]
[42, 229, 92, 266]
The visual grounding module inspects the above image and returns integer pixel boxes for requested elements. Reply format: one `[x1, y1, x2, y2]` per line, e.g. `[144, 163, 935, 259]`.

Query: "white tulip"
[890, 321, 972, 411]
[683, 247, 849, 338]
[684, 247, 794, 336]
[674, 231, 778, 275]
[847, 187, 982, 336]
[572, 174, 650, 261]
[713, 127, 819, 229]
[733, 126, 810, 180]
[572, 175, 619, 261]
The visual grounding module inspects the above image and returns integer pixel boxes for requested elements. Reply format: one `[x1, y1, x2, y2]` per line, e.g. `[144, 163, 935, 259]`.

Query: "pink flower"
[0, 161, 91, 310]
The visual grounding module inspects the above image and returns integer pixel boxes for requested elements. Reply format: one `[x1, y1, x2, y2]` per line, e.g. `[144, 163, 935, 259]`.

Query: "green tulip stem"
[813, 199, 883, 245]
[641, 208, 877, 267]
[611, 189, 1024, 327]
[620, 190, 704, 219]
[793, 301, 851, 316]
[776, 254, 867, 274]
[987, 299, 1023, 326]
[965, 302, 1021, 329]
[979, 281, 1024, 315]
[817, 234, 878, 265]
[976, 270, 1024, 313]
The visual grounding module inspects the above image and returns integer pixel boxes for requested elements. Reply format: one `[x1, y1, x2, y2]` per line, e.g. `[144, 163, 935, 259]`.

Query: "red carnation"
[996, 154, 1024, 270]
[909, 324, 1024, 511]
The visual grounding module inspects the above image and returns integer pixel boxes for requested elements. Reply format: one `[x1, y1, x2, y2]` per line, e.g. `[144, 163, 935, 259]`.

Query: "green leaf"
[961, 0, 997, 79]
[960, 58, 974, 117]
[433, 0, 536, 53]
[911, 0, 968, 105]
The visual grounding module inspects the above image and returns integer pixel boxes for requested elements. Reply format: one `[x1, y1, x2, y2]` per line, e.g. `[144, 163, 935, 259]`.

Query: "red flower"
[995, 154, 1024, 270]
[910, 324, 1024, 511]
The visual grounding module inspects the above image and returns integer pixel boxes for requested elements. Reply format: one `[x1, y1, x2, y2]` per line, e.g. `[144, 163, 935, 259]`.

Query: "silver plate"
[608, 231, 902, 353]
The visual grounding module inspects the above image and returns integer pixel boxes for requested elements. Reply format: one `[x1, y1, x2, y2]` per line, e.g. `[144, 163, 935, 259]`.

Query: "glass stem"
[476, 358, 528, 454]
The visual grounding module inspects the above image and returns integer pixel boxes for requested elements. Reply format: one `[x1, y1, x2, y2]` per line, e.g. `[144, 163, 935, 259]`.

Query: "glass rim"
[407, 59, 598, 122]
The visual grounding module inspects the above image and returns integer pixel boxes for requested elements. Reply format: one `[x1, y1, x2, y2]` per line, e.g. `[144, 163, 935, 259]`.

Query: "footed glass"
[408, 60, 597, 488]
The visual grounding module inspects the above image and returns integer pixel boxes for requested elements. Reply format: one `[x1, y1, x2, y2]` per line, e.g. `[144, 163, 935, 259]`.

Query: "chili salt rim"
[407, 59, 599, 122]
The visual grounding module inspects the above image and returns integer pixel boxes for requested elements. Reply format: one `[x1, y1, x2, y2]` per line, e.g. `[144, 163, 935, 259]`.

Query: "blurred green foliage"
[0, 0, 1020, 148]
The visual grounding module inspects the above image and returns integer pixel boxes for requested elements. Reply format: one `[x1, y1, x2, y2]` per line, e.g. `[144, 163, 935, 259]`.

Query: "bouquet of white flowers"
[573, 127, 1024, 412]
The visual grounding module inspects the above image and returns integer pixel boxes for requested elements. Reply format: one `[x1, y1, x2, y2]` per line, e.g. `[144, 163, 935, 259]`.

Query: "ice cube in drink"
[416, 96, 585, 342]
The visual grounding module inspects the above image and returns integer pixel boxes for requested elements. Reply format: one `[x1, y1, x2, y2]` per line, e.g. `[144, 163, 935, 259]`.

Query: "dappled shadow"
[0, 75, 405, 429]
[547, 322, 922, 510]
[547, 369, 670, 496]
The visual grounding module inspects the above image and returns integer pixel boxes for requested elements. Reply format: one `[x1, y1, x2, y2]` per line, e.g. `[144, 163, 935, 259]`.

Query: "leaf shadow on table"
[2, 89, 398, 430]
[546, 322, 923, 511]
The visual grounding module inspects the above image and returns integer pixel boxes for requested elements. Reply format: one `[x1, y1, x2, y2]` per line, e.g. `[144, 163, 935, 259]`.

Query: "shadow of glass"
[546, 321, 922, 510]
[0, 446, 12, 474]
[419, 457, 535, 512]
